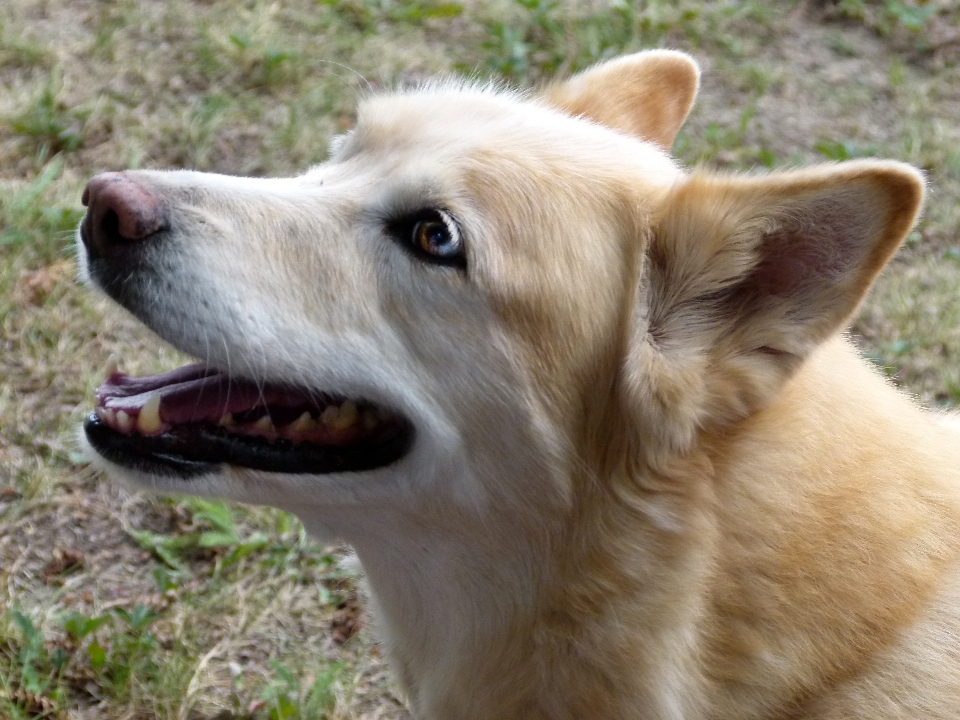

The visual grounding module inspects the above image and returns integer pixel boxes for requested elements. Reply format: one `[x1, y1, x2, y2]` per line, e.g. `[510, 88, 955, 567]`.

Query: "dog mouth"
[83, 360, 415, 478]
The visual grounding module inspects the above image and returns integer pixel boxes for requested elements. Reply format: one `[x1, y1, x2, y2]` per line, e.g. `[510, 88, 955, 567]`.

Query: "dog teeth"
[138, 393, 162, 434]
[319, 402, 365, 431]
[320, 400, 360, 430]
[255, 415, 275, 432]
[290, 411, 318, 432]
[104, 353, 120, 378]
[218, 413, 234, 427]
[116, 410, 133, 433]
[320, 405, 339, 427]
[332, 401, 358, 430]
[103, 407, 116, 425]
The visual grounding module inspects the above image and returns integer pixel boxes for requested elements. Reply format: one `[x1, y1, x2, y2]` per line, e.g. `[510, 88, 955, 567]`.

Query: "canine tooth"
[333, 401, 358, 430]
[104, 353, 119, 377]
[103, 407, 116, 426]
[116, 410, 132, 433]
[138, 394, 162, 434]
[321, 405, 339, 426]
[95, 406, 107, 421]
[255, 415, 275, 432]
[218, 413, 234, 427]
[362, 410, 378, 430]
[291, 411, 318, 432]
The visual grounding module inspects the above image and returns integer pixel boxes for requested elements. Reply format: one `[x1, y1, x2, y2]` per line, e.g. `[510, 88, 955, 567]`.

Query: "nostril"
[100, 209, 123, 247]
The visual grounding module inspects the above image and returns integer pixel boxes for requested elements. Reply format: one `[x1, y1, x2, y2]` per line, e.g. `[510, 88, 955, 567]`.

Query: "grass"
[1, 0, 960, 717]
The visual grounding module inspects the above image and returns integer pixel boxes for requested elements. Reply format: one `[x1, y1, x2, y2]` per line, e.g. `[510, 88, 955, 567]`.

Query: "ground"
[1, 1, 959, 718]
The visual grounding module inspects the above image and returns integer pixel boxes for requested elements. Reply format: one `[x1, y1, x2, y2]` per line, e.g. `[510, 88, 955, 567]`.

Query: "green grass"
[0, 158, 83, 256]
[1, 0, 960, 717]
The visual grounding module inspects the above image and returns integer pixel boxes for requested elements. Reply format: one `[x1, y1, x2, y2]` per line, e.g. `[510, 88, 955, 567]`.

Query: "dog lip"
[84, 413, 218, 479]
[84, 411, 416, 476]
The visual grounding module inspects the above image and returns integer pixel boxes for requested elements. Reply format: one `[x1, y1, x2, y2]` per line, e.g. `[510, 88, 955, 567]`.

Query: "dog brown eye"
[387, 208, 466, 270]
[413, 215, 460, 258]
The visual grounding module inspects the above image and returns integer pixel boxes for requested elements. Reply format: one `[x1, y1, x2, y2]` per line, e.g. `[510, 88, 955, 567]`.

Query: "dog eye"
[413, 211, 461, 258]
[388, 209, 466, 270]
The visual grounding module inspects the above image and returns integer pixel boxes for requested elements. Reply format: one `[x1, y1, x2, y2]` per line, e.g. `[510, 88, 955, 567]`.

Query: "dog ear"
[628, 160, 924, 451]
[544, 50, 699, 150]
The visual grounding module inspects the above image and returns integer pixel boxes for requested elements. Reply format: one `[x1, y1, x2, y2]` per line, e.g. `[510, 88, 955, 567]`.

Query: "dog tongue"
[95, 363, 307, 425]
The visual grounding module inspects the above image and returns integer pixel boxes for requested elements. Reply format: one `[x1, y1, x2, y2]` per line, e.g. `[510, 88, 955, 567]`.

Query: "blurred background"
[1, 1, 958, 718]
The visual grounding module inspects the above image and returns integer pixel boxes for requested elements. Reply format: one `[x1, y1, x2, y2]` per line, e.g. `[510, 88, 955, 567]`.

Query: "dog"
[77, 50, 960, 719]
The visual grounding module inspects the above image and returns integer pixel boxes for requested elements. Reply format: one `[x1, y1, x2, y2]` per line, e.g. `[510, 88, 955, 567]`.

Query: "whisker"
[315, 59, 373, 94]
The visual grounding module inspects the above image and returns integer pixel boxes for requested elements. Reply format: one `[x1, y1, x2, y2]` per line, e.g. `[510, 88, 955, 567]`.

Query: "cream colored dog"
[77, 50, 960, 719]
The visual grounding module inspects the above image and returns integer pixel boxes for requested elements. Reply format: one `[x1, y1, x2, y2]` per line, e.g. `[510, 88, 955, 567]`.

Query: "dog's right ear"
[544, 50, 700, 151]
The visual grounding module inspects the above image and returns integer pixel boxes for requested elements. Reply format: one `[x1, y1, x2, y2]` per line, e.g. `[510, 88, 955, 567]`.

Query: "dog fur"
[79, 51, 960, 719]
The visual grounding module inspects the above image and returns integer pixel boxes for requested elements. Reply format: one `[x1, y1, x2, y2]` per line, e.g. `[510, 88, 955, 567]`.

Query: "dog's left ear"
[627, 160, 924, 454]
[544, 50, 699, 150]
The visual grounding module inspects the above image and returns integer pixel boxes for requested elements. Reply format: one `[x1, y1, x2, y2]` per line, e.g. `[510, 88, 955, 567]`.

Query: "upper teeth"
[291, 411, 318, 432]
[97, 360, 380, 439]
[320, 405, 339, 426]
[138, 393, 162, 435]
[116, 410, 133, 433]
[320, 401, 360, 430]
[104, 354, 120, 377]
[333, 401, 359, 430]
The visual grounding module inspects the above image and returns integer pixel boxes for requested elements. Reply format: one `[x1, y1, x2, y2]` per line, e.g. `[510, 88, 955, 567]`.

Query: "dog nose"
[81, 172, 167, 258]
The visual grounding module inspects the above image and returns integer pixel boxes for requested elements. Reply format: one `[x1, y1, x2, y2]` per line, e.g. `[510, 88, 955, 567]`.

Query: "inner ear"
[736, 186, 888, 315]
[543, 50, 700, 151]
[731, 176, 922, 351]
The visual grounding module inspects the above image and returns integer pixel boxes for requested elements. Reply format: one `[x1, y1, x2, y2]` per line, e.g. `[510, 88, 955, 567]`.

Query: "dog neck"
[302, 389, 717, 719]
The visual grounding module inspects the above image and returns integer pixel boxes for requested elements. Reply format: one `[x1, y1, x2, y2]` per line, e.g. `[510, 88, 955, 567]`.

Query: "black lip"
[84, 412, 415, 479]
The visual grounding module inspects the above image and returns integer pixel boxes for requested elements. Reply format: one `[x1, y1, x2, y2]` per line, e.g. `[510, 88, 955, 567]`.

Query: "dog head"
[77, 50, 923, 538]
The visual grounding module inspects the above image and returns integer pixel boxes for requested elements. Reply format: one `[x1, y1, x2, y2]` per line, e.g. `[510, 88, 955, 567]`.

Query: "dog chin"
[75, 424, 222, 495]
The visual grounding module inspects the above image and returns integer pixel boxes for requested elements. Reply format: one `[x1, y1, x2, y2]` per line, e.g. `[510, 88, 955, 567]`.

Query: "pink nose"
[81, 172, 167, 258]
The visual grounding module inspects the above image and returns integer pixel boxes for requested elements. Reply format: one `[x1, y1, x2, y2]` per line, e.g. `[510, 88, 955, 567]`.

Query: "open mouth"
[83, 359, 415, 478]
